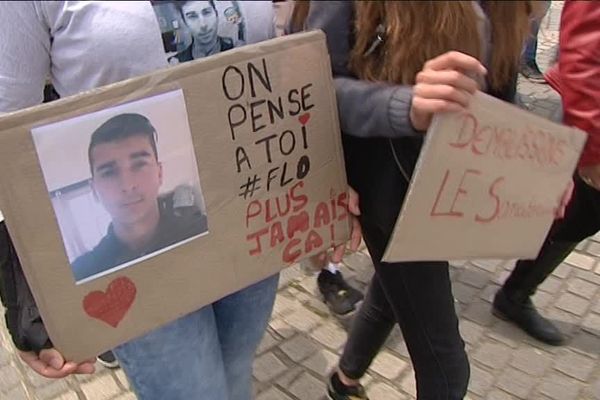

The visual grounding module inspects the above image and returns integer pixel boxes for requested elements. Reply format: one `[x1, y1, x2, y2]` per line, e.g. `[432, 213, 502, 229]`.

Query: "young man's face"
[91, 135, 162, 227]
[181, 1, 218, 46]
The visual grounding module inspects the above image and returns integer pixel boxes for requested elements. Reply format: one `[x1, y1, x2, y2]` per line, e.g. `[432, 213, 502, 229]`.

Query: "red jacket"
[544, 0, 600, 166]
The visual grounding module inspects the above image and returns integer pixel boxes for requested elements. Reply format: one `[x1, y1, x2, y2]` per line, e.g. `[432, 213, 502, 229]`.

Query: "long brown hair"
[293, 1, 537, 90]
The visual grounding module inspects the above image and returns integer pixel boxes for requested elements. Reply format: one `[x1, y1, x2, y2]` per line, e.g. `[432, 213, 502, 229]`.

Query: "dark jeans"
[504, 175, 600, 297]
[339, 218, 469, 399]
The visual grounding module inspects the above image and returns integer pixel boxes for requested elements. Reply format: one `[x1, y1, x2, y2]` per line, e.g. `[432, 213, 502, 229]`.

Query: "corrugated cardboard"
[384, 92, 586, 262]
[0, 31, 350, 361]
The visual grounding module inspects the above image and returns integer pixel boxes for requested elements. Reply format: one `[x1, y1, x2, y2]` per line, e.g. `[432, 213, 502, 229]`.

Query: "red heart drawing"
[83, 277, 137, 328]
[298, 113, 311, 126]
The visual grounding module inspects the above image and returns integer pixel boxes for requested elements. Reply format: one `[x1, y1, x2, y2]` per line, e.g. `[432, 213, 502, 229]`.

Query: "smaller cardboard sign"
[383, 92, 587, 262]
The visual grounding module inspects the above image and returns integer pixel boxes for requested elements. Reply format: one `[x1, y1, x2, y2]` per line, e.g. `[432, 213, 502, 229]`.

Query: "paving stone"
[472, 342, 512, 370]
[26, 368, 58, 388]
[576, 269, 600, 286]
[587, 379, 600, 400]
[0, 364, 22, 391]
[280, 335, 318, 362]
[113, 393, 137, 400]
[553, 350, 596, 381]
[462, 301, 496, 327]
[485, 389, 519, 400]
[257, 331, 280, 355]
[542, 308, 581, 337]
[487, 319, 527, 348]
[567, 278, 598, 299]
[273, 295, 301, 317]
[399, 368, 417, 398]
[457, 268, 490, 289]
[510, 347, 552, 376]
[256, 387, 294, 400]
[469, 364, 495, 396]
[459, 319, 485, 345]
[570, 331, 600, 359]
[309, 322, 347, 351]
[565, 252, 595, 271]
[282, 307, 322, 332]
[80, 373, 121, 400]
[367, 382, 408, 400]
[279, 264, 305, 288]
[343, 252, 373, 272]
[538, 373, 582, 400]
[493, 268, 512, 286]
[551, 262, 572, 279]
[51, 391, 78, 400]
[275, 365, 304, 389]
[288, 372, 327, 400]
[253, 353, 287, 382]
[0, 346, 12, 367]
[479, 284, 500, 304]
[302, 349, 338, 377]
[472, 259, 505, 273]
[269, 318, 297, 339]
[114, 368, 130, 390]
[495, 368, 536, 399]
[537, 275, 562, 294]
[369, 351, 408, 380]
[34, 379, 70, 399]
[585, 241, 600, 257]
[384, 329, 410, 359]
[3, 384, 28, 400]
[582, 313, 600, 336]
[452, 282, 479, 304]
[555, 293, 590, 316]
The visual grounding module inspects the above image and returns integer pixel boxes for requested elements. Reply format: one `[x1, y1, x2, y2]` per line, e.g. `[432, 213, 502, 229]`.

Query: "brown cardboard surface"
[384, 92, 586, 262]
[0, 31, 349, 361]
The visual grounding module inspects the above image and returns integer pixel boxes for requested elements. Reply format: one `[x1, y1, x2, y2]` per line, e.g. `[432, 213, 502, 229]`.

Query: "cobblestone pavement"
[2, 2, 599, 399]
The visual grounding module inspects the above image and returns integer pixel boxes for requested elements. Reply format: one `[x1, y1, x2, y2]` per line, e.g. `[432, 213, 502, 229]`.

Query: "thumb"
[39, 349, 65, 370]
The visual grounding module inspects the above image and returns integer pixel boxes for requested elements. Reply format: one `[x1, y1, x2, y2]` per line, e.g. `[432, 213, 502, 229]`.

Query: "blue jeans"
[113, 274, 279, 400]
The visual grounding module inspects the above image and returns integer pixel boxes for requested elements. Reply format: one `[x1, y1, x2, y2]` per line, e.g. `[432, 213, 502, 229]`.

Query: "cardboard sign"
[383, 92, 586, 262]
[0, 31, 350, 361]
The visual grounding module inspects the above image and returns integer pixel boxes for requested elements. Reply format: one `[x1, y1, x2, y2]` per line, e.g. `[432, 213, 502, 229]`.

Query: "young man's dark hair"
[88, 113, 158, 175]
[174, 0, 216, 15]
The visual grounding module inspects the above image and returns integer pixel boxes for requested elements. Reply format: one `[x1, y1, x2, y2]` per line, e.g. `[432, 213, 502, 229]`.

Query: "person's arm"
[302, 1, 421, 139]
[0, 2, 95, 377]
[557, 1, 600, 168]
[0, 2, 51, 111]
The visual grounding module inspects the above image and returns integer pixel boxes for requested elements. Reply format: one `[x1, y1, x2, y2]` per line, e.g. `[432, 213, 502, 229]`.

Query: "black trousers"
[340, 136, 469, 399]
[504, 175, 600, 298]
[339, 217, 469, 400]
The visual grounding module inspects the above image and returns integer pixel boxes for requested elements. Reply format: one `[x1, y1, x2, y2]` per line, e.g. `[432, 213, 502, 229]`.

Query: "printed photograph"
[31, 90, 208, 284]
[150, 0, 246, 64]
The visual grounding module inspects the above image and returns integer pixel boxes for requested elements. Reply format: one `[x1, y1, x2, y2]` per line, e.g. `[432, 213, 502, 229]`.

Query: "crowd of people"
[0, 1, 597, 399]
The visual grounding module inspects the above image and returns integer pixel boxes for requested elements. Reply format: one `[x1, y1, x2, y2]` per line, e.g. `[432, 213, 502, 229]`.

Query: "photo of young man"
[173, 0, 234, 61]
[70, 113, 208, 282]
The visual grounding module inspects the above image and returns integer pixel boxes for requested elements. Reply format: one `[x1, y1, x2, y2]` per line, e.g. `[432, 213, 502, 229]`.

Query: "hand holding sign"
[411, 51, 487, 131]
[19, 349, 95, 379]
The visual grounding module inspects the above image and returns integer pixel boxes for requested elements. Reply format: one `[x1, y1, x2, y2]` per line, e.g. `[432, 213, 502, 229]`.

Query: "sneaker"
[327, 372, 369, 400]
[492, 288, 565, 346]
[317, 270, 364, 316]
[519, 61, 547, 83]
[97, 350, 119, 369]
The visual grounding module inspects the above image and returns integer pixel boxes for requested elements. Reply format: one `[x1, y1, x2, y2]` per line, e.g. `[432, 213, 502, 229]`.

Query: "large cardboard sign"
[384, 92, 586, 262]
[0, 32, 350, 361]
